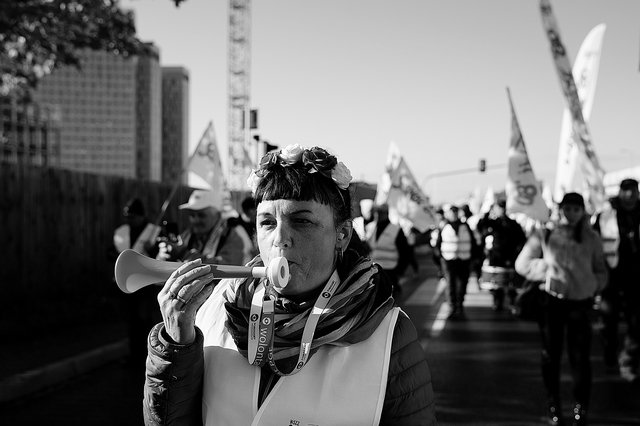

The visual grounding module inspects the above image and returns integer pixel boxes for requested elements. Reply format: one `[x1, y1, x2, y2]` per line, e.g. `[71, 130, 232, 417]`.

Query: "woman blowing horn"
[144, 144, 436, 425]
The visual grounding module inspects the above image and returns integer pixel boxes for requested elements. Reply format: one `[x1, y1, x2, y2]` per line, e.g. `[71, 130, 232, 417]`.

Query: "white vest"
[440, 223, 472, 261]
[195, 281, 400, 426]
[365, 222, 400, 270]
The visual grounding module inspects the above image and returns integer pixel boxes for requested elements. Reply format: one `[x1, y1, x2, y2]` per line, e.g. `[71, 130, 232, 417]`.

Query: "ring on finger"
[175, 294, 188, 304]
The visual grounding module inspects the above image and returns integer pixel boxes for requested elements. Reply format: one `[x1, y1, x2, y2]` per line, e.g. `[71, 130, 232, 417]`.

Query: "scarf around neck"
[224, 249, 394, 375]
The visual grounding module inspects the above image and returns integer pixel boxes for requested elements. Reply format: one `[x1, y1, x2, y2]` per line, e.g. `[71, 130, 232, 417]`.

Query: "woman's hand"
[158, 259, 215, 345]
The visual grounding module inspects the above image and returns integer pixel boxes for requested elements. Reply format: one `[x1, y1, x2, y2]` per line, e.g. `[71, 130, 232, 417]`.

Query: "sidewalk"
[1, 319, 129, 403]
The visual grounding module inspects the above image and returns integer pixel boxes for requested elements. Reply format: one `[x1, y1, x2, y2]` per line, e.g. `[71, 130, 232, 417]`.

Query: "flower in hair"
[247, 144, 353, 193]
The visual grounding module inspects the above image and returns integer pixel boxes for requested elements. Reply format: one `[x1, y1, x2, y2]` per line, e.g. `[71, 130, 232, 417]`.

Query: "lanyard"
[247, 269, 341, 375]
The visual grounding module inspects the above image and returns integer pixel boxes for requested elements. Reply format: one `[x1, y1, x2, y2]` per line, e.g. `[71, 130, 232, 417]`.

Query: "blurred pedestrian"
[429, 207, 446, 279]
[364, 202, 412, 295]
[436, 204, 477, 319]
[108, 198, 161, 366]
[516, 192, 607, 426]
[592, 178, 640, 382]
[229, 195, 259, 259]
[477, 199, 526, 311]
[157, 189, 253, 265]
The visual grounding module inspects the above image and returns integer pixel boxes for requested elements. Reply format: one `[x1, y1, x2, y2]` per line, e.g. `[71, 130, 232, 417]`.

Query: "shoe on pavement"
[572, 403, 587, 426]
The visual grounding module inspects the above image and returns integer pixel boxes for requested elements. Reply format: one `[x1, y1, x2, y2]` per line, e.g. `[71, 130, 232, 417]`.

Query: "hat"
[123, 198, 145, 217]
[620, 178, 639, 191]
[179, 190, 221, 211]
[559, 192, 584, 208]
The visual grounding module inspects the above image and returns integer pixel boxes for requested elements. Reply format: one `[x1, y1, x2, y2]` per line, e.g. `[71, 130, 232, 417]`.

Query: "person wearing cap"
[435, 203, 478, 319]
[592, 178, 640, 382]
[364, 202, 412, 295]
[157, 189, 253, 266]
[109, 198, 161, 366]
[476, 199, 526, 311]
[516, 192, 607, 426]
[143, 145, 435, 425]
[112, 198, 159, 258]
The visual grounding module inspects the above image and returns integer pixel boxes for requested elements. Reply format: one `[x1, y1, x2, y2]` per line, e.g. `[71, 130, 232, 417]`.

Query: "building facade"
[161, 67, 189, 184]
[32, 46, 163, 182]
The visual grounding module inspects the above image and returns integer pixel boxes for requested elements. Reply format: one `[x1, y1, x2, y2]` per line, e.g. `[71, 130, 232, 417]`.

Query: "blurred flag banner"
[505, 88, 550, 223]
[540, 0, 605, 212]
[554, 24, 606, 203]
[375, 142, 437, 233]
[188, 121, 231, 208]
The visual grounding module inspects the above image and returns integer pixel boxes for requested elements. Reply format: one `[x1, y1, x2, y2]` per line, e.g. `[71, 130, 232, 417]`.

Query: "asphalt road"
[2, 249, 640, 425]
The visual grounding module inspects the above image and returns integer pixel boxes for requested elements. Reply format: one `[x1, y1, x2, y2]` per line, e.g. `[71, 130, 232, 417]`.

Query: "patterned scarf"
[224, 249, 394, 375]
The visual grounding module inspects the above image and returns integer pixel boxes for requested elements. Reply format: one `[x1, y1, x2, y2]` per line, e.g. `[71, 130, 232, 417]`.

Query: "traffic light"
[479, 158, 486, 173]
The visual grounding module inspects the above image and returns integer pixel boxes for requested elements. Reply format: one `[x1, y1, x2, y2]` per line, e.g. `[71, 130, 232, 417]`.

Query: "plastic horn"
[114, 249, 290, 294]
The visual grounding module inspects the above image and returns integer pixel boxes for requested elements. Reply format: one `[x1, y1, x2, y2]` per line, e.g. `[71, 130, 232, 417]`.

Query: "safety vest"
[365, 222, 401, 270]
[439, 222, 472, 261]
[195, 281, 400, 426]
[597, 203, 620, 268]
[113, 223, 159, 256]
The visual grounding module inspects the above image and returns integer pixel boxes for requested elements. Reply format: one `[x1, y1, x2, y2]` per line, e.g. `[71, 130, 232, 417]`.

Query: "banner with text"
[188, 121, 230, 209]
[505, 88, 550, 223]
[375, 142, 437, 233]
[554, 23, 606, 202]
[540, 0, 605, 212]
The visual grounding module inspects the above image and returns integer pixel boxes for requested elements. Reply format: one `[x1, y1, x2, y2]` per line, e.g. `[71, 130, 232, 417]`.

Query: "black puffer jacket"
[144, 310, 436, 425]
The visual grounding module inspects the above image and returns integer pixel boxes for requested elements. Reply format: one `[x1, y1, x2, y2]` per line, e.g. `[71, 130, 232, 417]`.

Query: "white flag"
[540, 0, 606, 212]
[553, 24, 606, 202]
[375, 142, 437, 233]
[505, 88, 550, 223]
[187, 122, 230, 208]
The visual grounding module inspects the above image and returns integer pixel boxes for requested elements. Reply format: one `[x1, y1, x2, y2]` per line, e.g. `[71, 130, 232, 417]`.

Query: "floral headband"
[247, 144, 352, 194]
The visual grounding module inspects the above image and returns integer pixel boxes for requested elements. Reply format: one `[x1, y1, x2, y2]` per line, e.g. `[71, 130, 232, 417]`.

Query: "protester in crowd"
[228, 195, 259, 258]
[459, 203, 483, 288]
[143, 144, 436, 425]
[156, 189, 253, 265]
[477, 199, 527, 311]
[429, 206, 446, 279]
[108, 198, 161, 366]
[364, 202, 412, 295]
[353, 198, 374, 241]
[435, 203, 477, 319]
[516, 192, 607, 426]
[592, 178, 640, 382]
[405, 225, 421, 276]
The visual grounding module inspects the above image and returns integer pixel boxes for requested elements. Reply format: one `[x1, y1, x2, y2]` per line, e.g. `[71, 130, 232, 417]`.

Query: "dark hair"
[254, 165, 352, 224]
[241, 196, 256, 212]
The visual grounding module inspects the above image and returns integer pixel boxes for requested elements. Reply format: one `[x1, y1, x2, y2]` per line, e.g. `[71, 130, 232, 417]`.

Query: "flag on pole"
[540, 0, 606, 212]
[553, 24, 606, 202]
[505, 88, 550, 223]
[187, 121, 230, 209]
[375, 142, 437, 233]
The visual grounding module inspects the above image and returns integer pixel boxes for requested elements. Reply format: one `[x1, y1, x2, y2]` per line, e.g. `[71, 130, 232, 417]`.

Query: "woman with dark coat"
[143, 144, 436, 425]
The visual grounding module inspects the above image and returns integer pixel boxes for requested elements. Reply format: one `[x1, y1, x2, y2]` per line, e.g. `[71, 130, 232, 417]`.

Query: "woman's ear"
[337, 220, 353, 249]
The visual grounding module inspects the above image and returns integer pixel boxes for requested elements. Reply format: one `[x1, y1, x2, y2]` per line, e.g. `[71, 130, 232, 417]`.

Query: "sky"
[123, 0, 640, 204]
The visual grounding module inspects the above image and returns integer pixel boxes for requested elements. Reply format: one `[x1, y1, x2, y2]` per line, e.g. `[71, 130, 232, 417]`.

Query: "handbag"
[513, 280, 544, 321]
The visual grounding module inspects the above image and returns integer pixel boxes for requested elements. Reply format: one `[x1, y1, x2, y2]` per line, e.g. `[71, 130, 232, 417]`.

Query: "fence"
[0, 163, 197, 331]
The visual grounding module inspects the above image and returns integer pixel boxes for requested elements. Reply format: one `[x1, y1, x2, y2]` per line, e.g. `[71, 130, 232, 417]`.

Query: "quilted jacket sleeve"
[380, 310, 437, 425]
[143, 323, 205, 426]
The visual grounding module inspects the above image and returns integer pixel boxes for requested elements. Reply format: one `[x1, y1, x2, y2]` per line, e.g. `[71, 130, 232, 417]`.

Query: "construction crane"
[227, 0, 253, 191]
